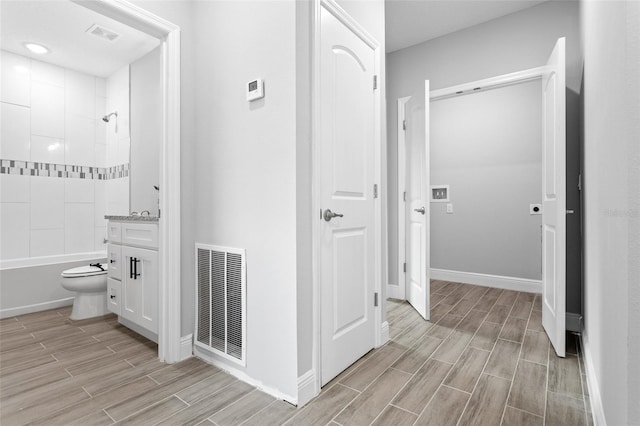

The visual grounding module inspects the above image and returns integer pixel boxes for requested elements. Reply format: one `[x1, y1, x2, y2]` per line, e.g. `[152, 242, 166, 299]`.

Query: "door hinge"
[373, 75, 378, 90]
[374, 292, 379, 307]
[403, 262, 406, 273]
[403, 191, 406, 202]
[578, 174, 582, 191]
[373, 184, 378, 198]
[402, 119, 406, 131]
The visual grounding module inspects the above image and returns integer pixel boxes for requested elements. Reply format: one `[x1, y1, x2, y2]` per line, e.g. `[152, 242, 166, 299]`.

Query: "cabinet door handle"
[129, 257, 133, 279]
[132, 257, 141, 280]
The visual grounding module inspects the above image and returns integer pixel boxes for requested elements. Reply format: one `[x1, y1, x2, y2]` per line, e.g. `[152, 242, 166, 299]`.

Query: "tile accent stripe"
[0, 159, 129, 180]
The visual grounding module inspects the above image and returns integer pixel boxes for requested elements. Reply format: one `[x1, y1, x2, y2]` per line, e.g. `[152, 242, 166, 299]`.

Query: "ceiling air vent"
[86, 24, 121, 42]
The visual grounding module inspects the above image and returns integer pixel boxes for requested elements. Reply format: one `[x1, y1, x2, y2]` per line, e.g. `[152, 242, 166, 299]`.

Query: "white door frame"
[392, 97, 411, 301]
[311, 0, 383, 396]
[73, 0, 182, 363]
[397, 65, 550, 303]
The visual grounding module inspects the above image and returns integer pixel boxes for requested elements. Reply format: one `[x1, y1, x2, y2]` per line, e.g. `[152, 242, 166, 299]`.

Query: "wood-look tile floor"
[0, 281, 592, 425]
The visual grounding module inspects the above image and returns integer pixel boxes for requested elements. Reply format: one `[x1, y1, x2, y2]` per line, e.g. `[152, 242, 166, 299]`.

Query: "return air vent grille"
[195, 244, 246, 365]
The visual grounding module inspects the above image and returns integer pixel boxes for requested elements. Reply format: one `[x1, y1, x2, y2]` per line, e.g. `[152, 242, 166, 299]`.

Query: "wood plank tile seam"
[0, 282, 592, 426]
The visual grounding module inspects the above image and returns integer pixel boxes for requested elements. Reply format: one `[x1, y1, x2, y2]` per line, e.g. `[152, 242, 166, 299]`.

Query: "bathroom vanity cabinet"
[106, 219, 159, 342]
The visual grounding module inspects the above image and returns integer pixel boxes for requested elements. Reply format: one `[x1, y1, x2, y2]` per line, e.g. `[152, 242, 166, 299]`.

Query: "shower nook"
[394, 38, 568, 357]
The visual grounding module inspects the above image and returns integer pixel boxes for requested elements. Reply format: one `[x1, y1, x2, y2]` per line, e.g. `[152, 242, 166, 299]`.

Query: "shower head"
[102, 111, 118, 122]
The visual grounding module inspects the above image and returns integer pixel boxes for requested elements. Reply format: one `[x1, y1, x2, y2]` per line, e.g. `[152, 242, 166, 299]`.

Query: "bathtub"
[0, 252, 107, 319]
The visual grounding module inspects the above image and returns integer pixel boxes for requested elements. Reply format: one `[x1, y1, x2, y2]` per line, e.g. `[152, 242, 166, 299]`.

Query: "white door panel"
[320, 6, 376, 386]
[542, 37, 566, 357]
[405, 82, 430, 320]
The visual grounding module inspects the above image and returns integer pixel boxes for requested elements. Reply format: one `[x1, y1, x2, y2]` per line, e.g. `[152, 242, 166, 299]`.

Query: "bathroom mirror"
[129, 47, 161, 217]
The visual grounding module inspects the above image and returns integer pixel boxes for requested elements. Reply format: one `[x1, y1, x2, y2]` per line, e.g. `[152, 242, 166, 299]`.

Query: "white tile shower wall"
[0, 50, 130, 260]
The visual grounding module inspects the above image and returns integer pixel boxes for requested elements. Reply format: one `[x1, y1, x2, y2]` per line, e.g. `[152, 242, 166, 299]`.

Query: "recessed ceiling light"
[24, 42, 49, 55]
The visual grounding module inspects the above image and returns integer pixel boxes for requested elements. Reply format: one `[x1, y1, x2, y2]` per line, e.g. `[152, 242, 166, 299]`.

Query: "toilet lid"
[61, 264, 108, 278]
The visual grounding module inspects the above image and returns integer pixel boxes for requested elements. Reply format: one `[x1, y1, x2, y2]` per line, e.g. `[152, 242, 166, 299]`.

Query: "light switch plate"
[530, 204, 542, 215]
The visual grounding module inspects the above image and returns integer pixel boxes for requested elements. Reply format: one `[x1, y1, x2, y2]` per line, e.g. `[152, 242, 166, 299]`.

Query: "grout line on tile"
[147, 374, 162, 385]
[442, 383, 472, 395]
[455, 288, 513, 426]
[498, 295, 533, 425]
[81, 385, 92, 399]
[544, 342, 550, 425]
[103, 408, 116, 424]
[506, 404, 544, 419]
[389, 403, 420, 416]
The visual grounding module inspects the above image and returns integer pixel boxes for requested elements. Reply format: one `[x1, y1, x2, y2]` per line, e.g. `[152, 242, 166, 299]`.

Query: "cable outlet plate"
[530, 204, 542, 215]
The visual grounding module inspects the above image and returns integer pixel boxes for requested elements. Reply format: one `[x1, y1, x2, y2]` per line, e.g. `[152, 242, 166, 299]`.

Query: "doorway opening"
[393, 38, 567, 357]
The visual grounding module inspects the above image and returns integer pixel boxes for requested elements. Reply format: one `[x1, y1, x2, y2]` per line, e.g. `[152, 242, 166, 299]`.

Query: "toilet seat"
[62, 264, 108, 278]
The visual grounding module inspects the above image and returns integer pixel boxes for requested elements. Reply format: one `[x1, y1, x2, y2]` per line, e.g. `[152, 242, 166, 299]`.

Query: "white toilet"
[60, 263, 109, 320]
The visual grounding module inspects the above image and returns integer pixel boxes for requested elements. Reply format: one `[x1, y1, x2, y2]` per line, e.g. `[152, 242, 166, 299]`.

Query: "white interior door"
[542, 37, 566, 357]
[320, 6, 377, 385]
[405, 82, 430, 320]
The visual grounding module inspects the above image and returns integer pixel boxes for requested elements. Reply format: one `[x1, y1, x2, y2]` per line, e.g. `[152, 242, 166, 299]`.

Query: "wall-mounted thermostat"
[246, 78, 264, 101]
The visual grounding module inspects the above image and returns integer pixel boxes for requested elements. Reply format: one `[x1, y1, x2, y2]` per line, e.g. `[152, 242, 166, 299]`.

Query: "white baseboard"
[297, 369, 318, 407]
[180, 334, 193, 361]
[566, 313, 583, 332]
[380, 321, 390, 346]
[386, 283, 405, 300]
[0, 297, 74, 319]
[193, 345, 297, 405]
[430, 268, 542, 294]
[581, 333, 607, 425]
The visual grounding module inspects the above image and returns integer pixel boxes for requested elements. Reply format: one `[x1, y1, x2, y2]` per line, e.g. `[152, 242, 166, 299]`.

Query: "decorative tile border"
[0, 159, 129, 180]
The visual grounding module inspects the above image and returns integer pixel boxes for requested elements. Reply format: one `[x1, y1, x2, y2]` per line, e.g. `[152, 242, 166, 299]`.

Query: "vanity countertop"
[105, 215, 159, 222]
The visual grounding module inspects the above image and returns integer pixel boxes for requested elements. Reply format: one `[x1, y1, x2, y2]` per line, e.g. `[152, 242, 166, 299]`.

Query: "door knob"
[323, 209, 344, 222]
[414, 207, 426, 215]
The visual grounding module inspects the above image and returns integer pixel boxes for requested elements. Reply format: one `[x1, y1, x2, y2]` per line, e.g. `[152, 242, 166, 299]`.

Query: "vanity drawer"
[107, 244, 122, 281]
[121, 223, 158, 249]
[108, 222, 122, 244]
[107, 278, 122, 316]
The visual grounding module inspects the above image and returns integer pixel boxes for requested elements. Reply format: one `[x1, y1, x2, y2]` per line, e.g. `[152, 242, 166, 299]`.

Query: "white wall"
[193, 0, 299, 401]
[429, 81, 542, 279]
[130, 47, 161, 215]
[581, 0, 640, 424]
[0, 51, 113, 260]
[386, 1, 582, 313]
[129, 0, 196, 340]
[127, 0, 385, 403]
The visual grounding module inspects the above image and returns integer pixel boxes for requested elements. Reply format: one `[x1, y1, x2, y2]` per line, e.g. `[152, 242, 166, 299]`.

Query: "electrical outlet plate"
[530, 204, 542, 215]
[446, 203, 453, 214]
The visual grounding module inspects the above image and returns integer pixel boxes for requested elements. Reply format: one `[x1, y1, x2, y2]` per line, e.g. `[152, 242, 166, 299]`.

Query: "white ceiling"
[386, 0, 548, 53]
[0, 1, 160, 78]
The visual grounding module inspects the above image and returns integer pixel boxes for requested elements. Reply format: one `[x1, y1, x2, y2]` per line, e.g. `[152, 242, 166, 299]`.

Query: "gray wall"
[130, 47, 161, 215]
[387, 1, 582, 313]
[430, 81, 542, 279]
